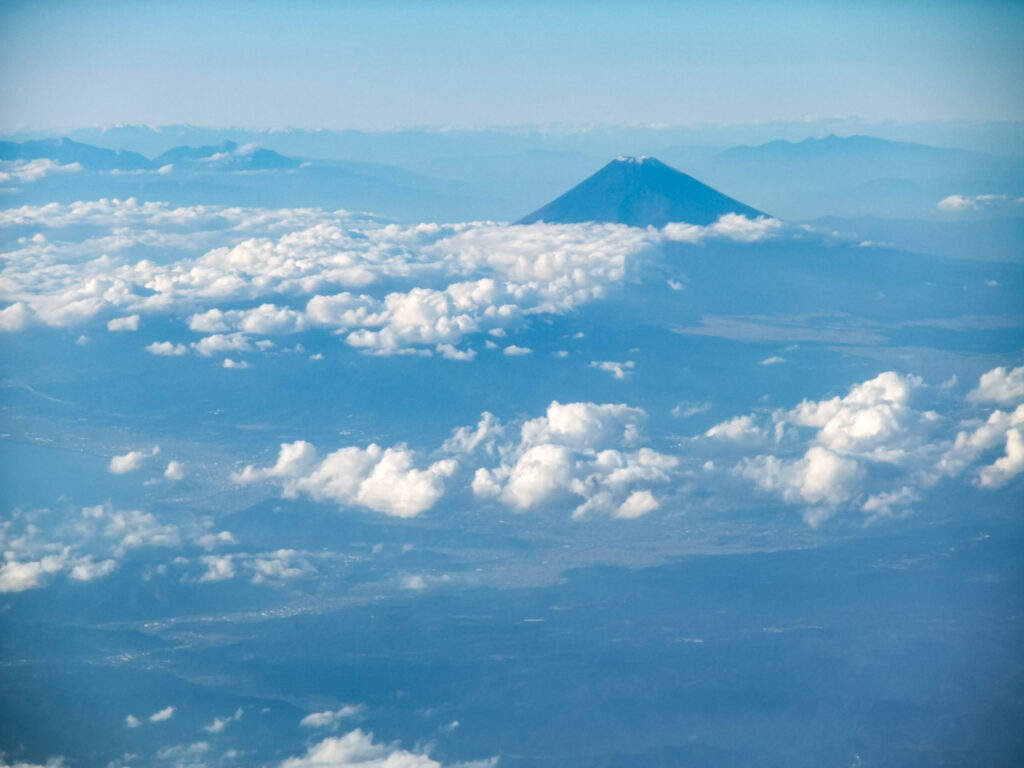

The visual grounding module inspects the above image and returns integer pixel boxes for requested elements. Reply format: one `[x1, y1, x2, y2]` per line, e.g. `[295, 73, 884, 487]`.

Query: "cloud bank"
[234, 366, 1024, 526]
[1, 200, 787, 358]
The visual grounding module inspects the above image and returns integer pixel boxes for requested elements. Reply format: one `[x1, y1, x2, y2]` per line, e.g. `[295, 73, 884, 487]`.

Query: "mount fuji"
[518, 155, 766, 226]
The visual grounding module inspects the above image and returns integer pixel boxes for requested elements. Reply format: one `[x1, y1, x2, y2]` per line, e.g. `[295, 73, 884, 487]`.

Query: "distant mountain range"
[518, 156, 764, 227]
[2, 133, 1022, 226]
[5, 121, 1022, 158]
[0, 137, 484, 221]
[0, 138, 302, 172]
[151, 140, 302, 171]
[0, 137, 152, 171]
[667, 135, 1024, 220]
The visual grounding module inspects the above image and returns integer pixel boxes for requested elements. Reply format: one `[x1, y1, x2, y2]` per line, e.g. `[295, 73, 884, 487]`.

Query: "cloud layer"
[700, 367, 1024, 525]
[234, 366, 1024, 526]
[1, 199, 788, 358]
[0, 501, 233, 594]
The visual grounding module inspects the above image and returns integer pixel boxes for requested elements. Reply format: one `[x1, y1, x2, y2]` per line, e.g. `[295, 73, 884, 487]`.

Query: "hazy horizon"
[3, 1, 1023, 131]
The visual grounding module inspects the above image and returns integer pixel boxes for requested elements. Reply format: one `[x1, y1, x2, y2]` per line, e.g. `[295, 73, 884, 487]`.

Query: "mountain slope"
[712, 134, 1016, 183]
[518, 156, 764, 226]
[662, 134, 1024, 219]
[152, 140, 301, 171]
[0, 138, 152, 170]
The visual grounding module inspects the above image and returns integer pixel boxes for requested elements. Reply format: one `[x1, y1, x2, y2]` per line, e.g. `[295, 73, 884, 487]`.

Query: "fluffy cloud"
[702, 371, 938, 524]
[968, 365, 1024, 406]
[145, 341, 188, 356]
[0, 302, 32, 331]
[164, 460, 186, 480]
[616, 489, 661, 518]
[0, 204, 654, 357]
[705, 414, 764, 444]
[0, 204, 794, 372]
[68, 557, 118, 582]
[698, 367, 1024, 524]
[244, 549, 318, 583]
[0, 553, 69, 593]
[590, 360, 634, 379]
[225, 367, 1015, 527]
[518, 401, 646, 451]
[108, 445, 159, 474]
[156, 742, 209, 760]
[936, 365, 1024, 488]
[203, 707, 243, 734]
[199, 555, 235, 582]
[190, 303, 308, 334]
[466, 401, 678, 519]
[0, 759, 66, 768]
[279, 728, 496, 768]
[4, 205, 794, 363]
[940, 404, 1024, 489]
[861, 486, 920, 519]
[979, 425, 1024, 488]
[102, 507, 181, 552]
[662, 214, 784, 244]
[149, 705, 176, 722]
[783, 371, 932, 461]
[106, 314, 139, 331]
[0, 158, 82, 184]
[0, 502, 235, 593]
[740, 447, 863, 525]
[192, 332, 255, 357]
[233, 400, 678, 522]
[937, 194, 1024, 212]
[196, 531, 236, 550]
[234, 441, 457, 518]
[345, 282, 511, 355]
[502, 344, 532, 356]
[299, 705, 366, 729]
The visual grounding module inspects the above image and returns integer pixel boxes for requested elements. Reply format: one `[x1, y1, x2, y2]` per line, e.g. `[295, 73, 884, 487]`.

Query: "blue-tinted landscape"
[2, 2, 1023, 767]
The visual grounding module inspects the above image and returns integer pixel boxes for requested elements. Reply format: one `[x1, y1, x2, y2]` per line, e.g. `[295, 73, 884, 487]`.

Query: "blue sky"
[2, 0, 1022, 130]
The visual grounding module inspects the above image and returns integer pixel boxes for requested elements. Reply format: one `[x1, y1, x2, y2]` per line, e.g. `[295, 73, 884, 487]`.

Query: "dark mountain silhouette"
[517, 156, 765, 226]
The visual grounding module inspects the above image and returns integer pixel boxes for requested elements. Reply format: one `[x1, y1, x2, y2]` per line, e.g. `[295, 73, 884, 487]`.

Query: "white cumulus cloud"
[146, 341, 188, 356]
[590, 360, 635, 379]
[106, 314, 140, 331]
[149, 705, 176, 722]
[299, 705, 366, 729]
[108, 446, 159, 474]
[203, 707, 243, 734]
[234, 441, 456, 518]
[164, 460, 186, 480]
[968, 365, 1024, 406]
[465, 401, 678, 519]
[278, 728, 496, 768]
[937, 194, 1024, 212]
